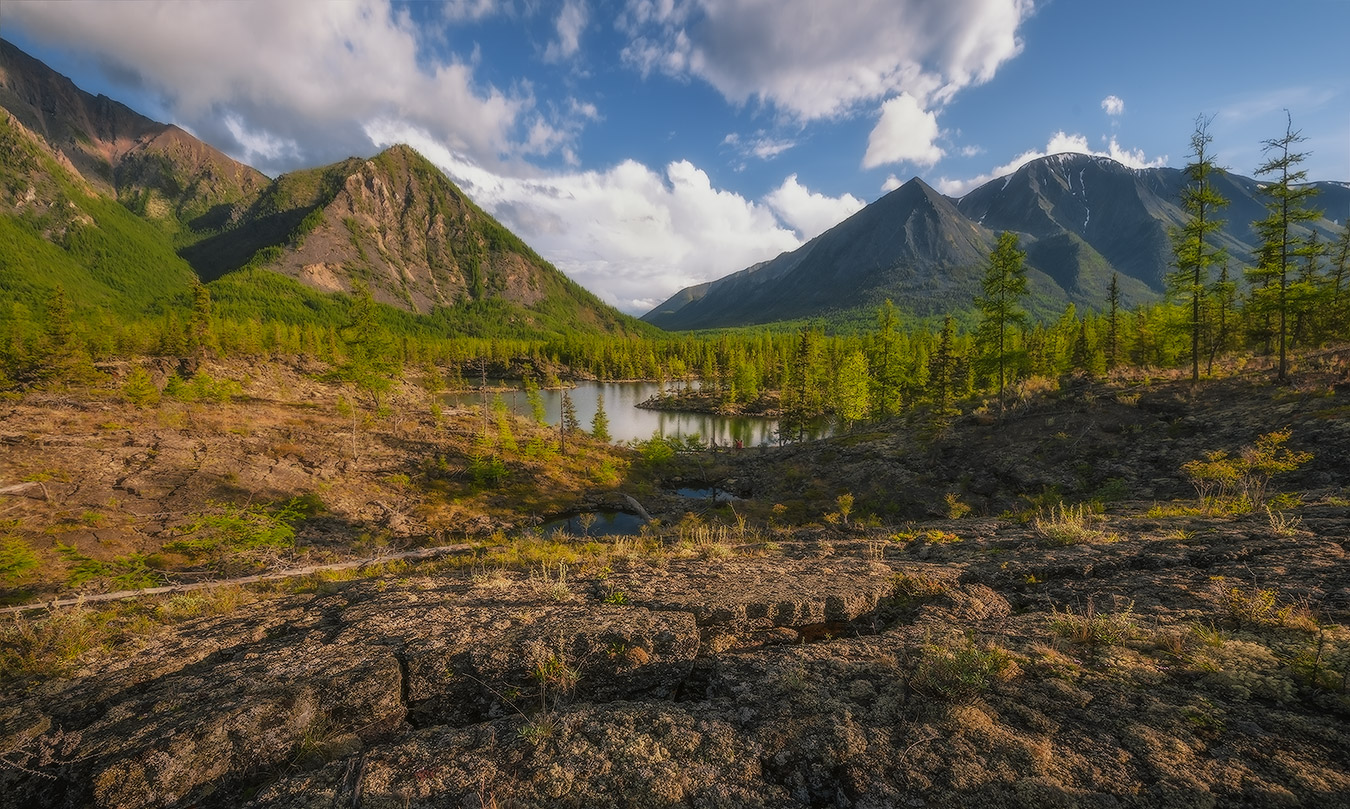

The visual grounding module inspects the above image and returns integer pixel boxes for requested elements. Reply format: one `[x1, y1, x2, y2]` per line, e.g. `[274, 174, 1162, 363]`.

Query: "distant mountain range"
[644, 153, 1349, 330]
[0, 39, 644, 337]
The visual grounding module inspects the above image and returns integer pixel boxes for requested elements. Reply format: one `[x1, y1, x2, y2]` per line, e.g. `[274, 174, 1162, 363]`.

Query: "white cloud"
[544, 0, 588, 63]
[881, 175, 904, 193]
[763, 175, 865, 240]
[1101, 95, 1125, 116]
[619, 0, 1033, 121]
[723, 132, 797, 163]
[936, 130, 1169, 196]
[443, 0, 500, 21]
[4, 0, 552, 175]
[366, 122, 801, 314]
[863, 93, 945, 169]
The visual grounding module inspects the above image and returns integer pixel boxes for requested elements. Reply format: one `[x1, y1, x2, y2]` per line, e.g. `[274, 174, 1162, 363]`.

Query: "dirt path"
[0, 543, 474, 615]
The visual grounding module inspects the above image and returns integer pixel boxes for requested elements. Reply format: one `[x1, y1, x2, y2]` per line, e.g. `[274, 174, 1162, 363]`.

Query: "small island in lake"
[636, 388, 781, 417]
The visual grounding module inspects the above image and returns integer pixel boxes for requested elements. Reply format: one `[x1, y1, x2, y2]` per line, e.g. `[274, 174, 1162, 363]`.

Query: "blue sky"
[4, 0, 1348, 313]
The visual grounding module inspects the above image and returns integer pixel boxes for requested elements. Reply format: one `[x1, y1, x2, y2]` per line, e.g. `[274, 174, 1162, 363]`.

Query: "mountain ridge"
[645, 152, 1348, 331]
[0, 39, 647, 338]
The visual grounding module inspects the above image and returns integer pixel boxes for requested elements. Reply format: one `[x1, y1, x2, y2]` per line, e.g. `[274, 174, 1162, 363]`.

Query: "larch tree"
[591, 390, 611, 442]
[1105, 272, 1121, 371]
[1247, 112, 1320, 382]
[867, 299, 903, 418]
[1168, 115, 1229, 382]
[974, 231, 1028, 409]
[835, 350, 871, 430]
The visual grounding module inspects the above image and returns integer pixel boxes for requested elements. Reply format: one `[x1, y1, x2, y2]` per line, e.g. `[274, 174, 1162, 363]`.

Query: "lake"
[446, 380, 829, 446]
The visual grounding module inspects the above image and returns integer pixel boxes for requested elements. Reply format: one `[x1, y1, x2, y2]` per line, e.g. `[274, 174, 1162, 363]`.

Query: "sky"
[4, 0, 1349, 315]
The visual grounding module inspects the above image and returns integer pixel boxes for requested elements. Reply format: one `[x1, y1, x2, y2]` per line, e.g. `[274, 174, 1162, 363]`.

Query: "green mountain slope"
[0, 110, 197, 318]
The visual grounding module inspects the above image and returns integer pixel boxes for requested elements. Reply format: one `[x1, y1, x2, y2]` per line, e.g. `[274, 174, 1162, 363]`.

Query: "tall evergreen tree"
[335, 280, 398, 410]
[1207, 263, 1237, 374]
[1327, 226, 1350, 341]
[591, 390, 611, 442]
[974, 231, 1028, 408]
[927, 315, 958, 416]
[1105, 273, 1121, 371]
[1169, 116, 1229, 381]
[835, 350, 870, 430]
[867, 300, 903, 418]
[1248, 113, 1320, 382]
[188, 281, 213, 359]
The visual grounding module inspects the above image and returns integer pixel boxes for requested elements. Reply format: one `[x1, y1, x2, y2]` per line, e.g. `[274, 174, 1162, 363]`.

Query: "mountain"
[645, 153, 1347, 331]
[0, 39, 645, 337]
[0, 39, 267, 229]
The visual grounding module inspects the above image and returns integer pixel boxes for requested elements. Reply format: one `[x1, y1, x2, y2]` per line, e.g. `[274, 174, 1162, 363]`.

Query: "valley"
[2, 355, 1349, 808]
[2, 33, 1350, 809]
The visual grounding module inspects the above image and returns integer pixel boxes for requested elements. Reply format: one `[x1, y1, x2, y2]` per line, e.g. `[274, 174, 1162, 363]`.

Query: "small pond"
[446, 380, 831, 446]
[540, 510, 645, 537]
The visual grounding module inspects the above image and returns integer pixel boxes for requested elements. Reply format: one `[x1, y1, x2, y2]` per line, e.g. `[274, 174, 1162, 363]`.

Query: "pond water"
[540, 510, 645, 537]
[672, 486, 739, 502]
[446, 380, 830, 446]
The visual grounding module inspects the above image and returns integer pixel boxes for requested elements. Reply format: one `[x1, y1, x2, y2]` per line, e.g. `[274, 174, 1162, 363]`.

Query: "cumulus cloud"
[4, 0, 549, 175]
[763, 175, 865, 240]
[544, 0, 588, 63]
[863, 93, 944, 169]
[1101, 95, 1125, 116]
[619, 0, 1032, 121]
[443, 0, 500, 21]
[935, 130, 1169, 196]
[723, 132, 797, 164]
[881, 175, 904, 193]
[366, 122, 802, 314]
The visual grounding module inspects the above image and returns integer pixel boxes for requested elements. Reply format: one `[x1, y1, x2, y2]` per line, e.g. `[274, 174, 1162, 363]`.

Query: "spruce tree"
[974, 231, 1028, 409]
[1327, 226, 1350, 341]
[868, 300, 903, 418]
[1168, 116, 1229, 381]
[591, 390, 611, 442]
[524, 374, 547, 423]
[1248, 113, 1320, 382]
[927, 315, 957, 416]
[1105, 273, 1121, 371]
[188, 281, 213, 360]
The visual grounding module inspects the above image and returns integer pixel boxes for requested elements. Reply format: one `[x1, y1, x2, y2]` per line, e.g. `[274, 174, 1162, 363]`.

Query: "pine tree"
[974, 231, 1028, 409]
[1207, 263, 1237, 373]
[927, 315, 957, 416]
[778, 328, 820, 443]
[868, 300, 903, 418]
[1168, 116, 1229, 381]
[1327, 226, 1350, 341]
[1248, 113, 1320, 382]
[591, 390, 611, 442]
[336, 281, 397, 409]
[524, 374, 547, 424]
[561, 390, 580, 433]
[188, 281, 213, 359]
[1105, 273, 1121, 371]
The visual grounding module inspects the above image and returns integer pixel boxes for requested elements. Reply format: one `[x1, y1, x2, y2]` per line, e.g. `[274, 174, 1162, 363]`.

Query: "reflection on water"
[541, 510, 645, 537]
[446, 381, 830, 446]
[673, 487, 738, 502]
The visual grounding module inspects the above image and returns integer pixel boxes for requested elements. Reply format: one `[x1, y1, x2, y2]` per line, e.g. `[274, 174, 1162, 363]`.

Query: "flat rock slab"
[605, 557, 896, 649]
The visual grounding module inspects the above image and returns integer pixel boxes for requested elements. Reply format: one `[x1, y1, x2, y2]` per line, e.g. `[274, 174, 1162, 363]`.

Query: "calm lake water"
[446, 380, 829, 446]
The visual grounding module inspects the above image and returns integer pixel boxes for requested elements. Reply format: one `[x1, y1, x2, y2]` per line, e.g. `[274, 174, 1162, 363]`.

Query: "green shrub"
[164, 500, 304, 569]
[1051, 602, 1137, 647]
[0, 536, 39, 582]
[122, 367, 160, 408]
[910, 634, 1017, 701]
